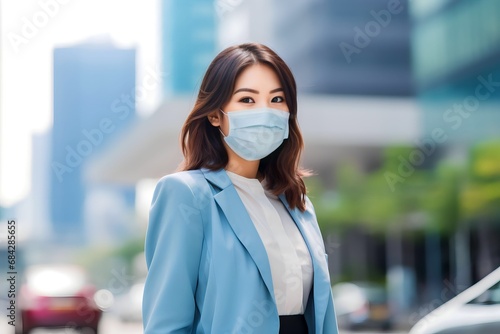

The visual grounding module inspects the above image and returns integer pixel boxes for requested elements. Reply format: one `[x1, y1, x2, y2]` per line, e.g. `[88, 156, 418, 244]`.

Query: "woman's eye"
[239, 97, 254, 103]
[272, 96, 285, 103]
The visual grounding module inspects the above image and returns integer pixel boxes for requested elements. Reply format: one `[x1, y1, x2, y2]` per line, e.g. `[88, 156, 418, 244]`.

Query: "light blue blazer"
[143, 168, 338, 333]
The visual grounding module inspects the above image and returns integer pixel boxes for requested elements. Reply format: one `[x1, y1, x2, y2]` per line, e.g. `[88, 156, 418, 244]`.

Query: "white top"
[226, 170, 313, 315]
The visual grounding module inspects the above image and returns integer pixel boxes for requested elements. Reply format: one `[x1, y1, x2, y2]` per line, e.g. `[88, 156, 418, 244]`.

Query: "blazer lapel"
[201, 169, 276, 304]
[278, 194, 329, 329]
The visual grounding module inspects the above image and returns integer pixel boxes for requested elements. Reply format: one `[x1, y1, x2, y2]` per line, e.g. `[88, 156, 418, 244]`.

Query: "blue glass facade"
[161, 0, 217, 95]
[51, 43, 136, 244]
[412, 0, 500, 142]
[272, 0, 413, 96]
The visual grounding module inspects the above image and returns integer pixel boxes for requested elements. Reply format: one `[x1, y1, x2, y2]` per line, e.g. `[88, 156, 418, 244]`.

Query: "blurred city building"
[412, 0, 500, 142]
[27, 133, 51, 241]
[410, 0, 500, 301]
[161, 0, 217, 95]
[51, 41, 136, 245]
[271, 0, 413, 96]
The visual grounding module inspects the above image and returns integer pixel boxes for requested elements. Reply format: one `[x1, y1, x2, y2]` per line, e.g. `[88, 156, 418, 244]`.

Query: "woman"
[143, 43, 338, 334]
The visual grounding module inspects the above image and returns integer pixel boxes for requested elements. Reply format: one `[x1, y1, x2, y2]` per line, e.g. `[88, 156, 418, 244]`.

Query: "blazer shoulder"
[156, 169, 205, 188]
[153, 170, 211, 208]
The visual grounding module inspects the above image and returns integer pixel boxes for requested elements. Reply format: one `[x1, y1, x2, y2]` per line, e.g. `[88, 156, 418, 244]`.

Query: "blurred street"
[95, 313, 144, 334]
[1, 313, 143, 334]
[0, 314, 409, 334]
[342, 332, 407, 334]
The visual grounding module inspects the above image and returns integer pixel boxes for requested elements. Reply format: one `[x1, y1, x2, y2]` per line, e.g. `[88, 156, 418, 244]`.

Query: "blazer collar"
[200, 168, 232, 190]
[200, 168, 328, 325]
[278, 193, 330, 328]
[201, 168, 276, 302]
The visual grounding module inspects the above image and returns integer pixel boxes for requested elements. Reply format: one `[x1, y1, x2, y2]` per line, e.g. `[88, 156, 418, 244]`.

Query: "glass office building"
[271, 0, 413, 96]
[161, 0, 217, 95]
[411, 0, 500, 142]
[51, 42, 136, 244]
[410, 0, 500, 289]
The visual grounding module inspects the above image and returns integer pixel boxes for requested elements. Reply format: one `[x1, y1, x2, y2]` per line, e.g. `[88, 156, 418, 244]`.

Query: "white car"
[409, 266, 500, 334]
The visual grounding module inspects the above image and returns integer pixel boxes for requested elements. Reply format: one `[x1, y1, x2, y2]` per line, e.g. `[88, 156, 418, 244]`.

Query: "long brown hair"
[180, 43, 310, 211]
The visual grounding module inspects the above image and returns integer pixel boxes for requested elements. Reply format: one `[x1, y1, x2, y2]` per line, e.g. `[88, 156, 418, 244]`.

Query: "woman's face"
[217, 64, 289, 136]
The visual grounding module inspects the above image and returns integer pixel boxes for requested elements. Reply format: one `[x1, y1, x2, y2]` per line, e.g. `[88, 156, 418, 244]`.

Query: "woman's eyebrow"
[233, 87, 284, 95]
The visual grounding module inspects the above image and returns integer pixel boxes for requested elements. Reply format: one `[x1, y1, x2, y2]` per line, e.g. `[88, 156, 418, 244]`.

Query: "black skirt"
[279, 314, 308, 334]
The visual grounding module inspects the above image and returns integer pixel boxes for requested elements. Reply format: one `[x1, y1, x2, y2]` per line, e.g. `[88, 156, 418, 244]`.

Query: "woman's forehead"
[234, 64, 282, 91]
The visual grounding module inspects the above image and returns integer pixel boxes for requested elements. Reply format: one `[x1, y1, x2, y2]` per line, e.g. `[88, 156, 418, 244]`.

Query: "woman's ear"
[207, 111, 221, 127]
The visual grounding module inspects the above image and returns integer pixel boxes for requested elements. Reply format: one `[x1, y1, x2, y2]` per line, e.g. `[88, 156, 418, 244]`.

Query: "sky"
[0, 0, 162, 206]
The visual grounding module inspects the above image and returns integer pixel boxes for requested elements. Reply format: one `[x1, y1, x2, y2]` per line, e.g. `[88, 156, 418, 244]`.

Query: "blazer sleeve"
[142, 175, 204, 334]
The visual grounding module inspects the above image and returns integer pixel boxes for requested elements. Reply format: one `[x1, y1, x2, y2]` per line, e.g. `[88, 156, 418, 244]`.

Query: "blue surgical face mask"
[219, 107, 290, 161]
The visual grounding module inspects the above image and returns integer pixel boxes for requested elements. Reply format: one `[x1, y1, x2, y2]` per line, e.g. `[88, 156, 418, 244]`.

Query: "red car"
[16, 265, 103, 334]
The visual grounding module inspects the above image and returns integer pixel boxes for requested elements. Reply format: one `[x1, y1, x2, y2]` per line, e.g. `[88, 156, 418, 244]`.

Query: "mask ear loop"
[218, 108, 228, 137]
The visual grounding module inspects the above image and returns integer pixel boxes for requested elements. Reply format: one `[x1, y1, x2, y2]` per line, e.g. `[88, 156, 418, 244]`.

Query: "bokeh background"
[1, 0, 499, 333]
